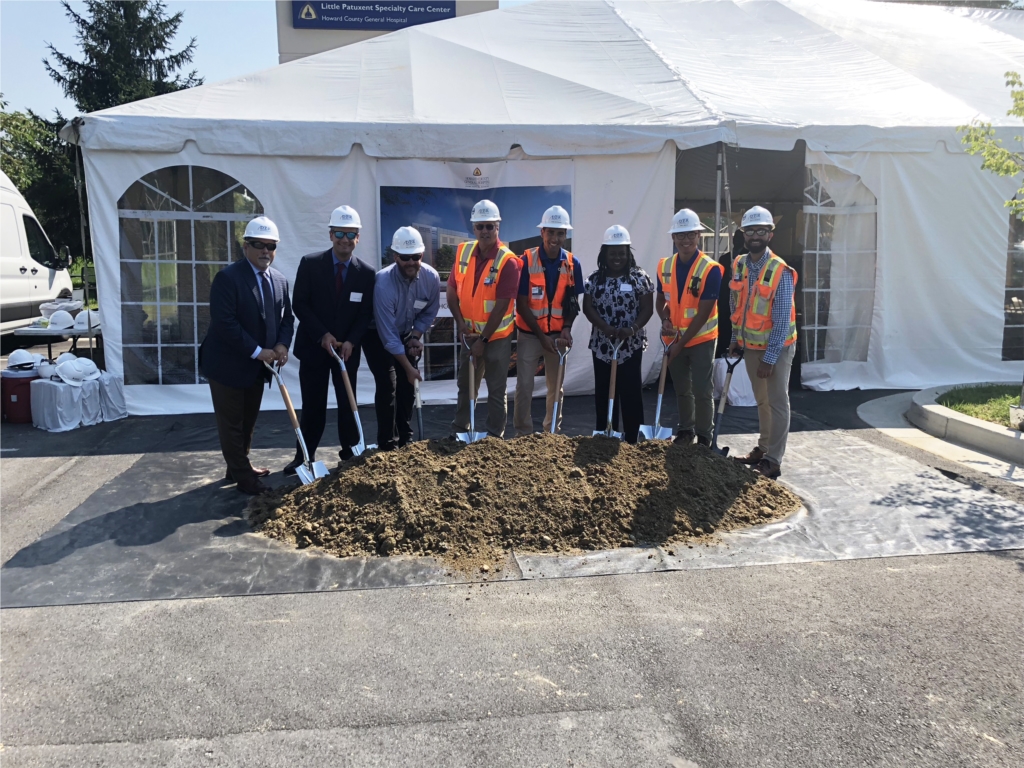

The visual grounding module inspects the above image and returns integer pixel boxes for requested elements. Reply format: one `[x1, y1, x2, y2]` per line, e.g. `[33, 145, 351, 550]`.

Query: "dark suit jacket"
[199, 258, 294, 389]
[292, 250, 376, 361]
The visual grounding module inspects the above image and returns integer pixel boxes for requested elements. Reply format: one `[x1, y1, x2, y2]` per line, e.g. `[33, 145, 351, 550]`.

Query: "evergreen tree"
[44, 0, 202, 114]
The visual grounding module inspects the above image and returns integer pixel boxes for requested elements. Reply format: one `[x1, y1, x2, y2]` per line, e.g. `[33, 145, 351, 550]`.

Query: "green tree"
[959, 71, 1024, 217]
[45, 0, 201, 114]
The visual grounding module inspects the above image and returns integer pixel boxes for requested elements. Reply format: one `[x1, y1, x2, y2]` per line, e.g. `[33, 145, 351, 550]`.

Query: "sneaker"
[753, 458, 781, 479]
[734, 446, 765, 465]
[673, 430, 695, 445]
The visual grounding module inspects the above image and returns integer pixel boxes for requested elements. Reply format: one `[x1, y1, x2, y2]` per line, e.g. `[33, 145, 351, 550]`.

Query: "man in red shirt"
[446, 199, 522, 438]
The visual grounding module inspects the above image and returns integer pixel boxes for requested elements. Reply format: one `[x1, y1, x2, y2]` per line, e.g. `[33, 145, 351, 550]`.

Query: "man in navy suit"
[287, 205, 376, 472]
[199, 216, 294, 495]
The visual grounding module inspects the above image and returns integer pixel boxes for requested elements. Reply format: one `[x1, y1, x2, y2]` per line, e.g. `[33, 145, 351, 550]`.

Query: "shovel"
[457, 336, 487, 444]
[264, 362, 329, 485]
[639, 334, 677, 441]
[548, 339, 570, 434]
[414, 377, 424, 441]
[594, 339, 625, 439]
[711, 350, 744, 456]
[328, 345, 376, 457]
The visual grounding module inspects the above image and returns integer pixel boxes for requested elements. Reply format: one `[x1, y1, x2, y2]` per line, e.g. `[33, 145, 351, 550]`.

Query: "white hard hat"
[741, 206, 775, 230]
[56, 359, 85, 387]
[31, 353, 45, 367]
[669, 208, 706, 234]
[391, 226, 425, 255]
[73, 309, 101, 331]
[470, 199, 501, 223]
[243, 216, 280, 242]
[537, 205, 572, 231]
[49, 310, 75, 330]
[37, 361, 57, 380]
[73, 357, 101, 381]
[602, 225, 631, 246]
[56, 352, 78, 366]
[328, 205, 361, 229]
[7, 349, 35, 370]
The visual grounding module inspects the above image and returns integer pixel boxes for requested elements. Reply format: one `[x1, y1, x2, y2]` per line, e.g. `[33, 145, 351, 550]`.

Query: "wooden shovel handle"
[340, 366, 359, 414]
[608, 357, 619, 403]
[278, 382, 301, 431]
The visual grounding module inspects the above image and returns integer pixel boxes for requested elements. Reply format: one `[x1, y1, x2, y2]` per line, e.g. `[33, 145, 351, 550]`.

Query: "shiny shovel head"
[638, 424, 674, 441]
[295, 461, 330, 485]
[349, 441, 377, 458]
[593, 428, 623, 439]
[456, 429, 487, 444]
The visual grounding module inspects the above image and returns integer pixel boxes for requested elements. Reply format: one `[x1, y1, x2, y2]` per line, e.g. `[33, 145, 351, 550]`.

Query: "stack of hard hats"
[56, 359, 86, 387]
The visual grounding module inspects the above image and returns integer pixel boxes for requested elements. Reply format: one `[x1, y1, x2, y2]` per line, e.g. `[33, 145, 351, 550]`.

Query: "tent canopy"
[67, 0, 1024, 158]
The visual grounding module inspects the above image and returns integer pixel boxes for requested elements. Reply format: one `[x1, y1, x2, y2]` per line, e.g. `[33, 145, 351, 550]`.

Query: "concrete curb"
[907, 384, 1024, 465]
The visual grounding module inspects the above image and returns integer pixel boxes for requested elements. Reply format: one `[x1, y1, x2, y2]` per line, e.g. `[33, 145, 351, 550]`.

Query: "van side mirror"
[59, 245, 72, 270]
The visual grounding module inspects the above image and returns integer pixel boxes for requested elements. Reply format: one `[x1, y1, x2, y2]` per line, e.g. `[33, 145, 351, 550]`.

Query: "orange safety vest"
[658, 251, 723, 347]
[452, 240, 517, 341]
[515, 248, 577, 334]
[729, 249, 798, 350]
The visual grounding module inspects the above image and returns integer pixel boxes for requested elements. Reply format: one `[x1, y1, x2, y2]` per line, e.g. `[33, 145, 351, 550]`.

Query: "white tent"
[67, 0, 1024, 415]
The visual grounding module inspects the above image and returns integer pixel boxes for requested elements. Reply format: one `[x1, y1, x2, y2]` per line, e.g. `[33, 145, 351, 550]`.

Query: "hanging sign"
[291, 2, 456, 31]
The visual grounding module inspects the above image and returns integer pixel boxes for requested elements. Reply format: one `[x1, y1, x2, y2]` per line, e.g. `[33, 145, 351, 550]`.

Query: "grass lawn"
[937, 384, 1021, 429]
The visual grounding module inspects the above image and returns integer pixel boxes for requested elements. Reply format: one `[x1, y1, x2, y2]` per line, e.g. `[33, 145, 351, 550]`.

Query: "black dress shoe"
[283, 457, 303, 476]
[339, 447, 354, 462]
[226, 466, 271, 481]
[236, 477, 270, 496]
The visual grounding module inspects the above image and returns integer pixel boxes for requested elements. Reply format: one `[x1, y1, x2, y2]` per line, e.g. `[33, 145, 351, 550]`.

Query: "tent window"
[118, 166, 263, 385]
[801, 167, 877, 364]
[1003, 215, 1024, 361]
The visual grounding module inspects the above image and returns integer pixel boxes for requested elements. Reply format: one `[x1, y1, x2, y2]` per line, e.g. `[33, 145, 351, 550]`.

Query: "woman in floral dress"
[582, 226, 655, 443]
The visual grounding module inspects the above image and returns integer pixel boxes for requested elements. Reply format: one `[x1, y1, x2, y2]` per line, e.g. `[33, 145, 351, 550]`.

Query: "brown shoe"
[236, 477, 271, 496]
[753, 458, 781, 479]
[225, 466, 270, 482]
[734, 446, 765, 465]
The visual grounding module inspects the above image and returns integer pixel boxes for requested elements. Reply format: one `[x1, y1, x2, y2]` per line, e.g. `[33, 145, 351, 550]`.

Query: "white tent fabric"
[65, 0, 1024, 414]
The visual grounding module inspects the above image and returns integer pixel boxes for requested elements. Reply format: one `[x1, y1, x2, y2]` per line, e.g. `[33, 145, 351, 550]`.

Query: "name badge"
[664, 292, 672, 302]
[350, 292, 363, 303]
[531, 286, 544, 298]
[414, 299, 428, 310]
[484, 277, 495, 286]
[619, 283, 633, 293]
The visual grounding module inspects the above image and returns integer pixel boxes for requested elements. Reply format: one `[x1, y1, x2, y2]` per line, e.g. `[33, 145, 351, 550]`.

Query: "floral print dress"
[584, 266, 655, 363]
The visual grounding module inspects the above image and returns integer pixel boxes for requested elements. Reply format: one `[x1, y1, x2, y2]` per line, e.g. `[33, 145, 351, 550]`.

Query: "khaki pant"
[513, 331, 565, 436]
[668, 339, 716, 440]
[743, 343, 796, 466]
[451, 334, 513, 438]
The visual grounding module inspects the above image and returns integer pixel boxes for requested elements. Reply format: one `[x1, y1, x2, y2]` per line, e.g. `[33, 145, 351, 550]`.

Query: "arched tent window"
[118, 166, 262, 384]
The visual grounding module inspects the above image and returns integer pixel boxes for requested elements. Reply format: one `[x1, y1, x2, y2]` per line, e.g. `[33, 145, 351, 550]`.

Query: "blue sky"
[380, 185, 572, 250]
[1, 0, 531, 116]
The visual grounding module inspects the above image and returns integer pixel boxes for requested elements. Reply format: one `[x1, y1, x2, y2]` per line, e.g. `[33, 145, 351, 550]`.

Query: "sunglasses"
[743, 228, 771, 237]
[474, 223, 496, 231]
[396, 253, 422, 262]
[332, 231, 358, 240]
[246, 240, 277, 251]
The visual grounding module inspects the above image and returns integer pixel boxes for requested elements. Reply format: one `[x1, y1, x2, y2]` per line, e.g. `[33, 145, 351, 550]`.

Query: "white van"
[1, 169, 74, 334]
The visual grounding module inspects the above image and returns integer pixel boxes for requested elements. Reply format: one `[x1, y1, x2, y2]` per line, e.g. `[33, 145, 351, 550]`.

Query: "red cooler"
[2, 371, 39, 423]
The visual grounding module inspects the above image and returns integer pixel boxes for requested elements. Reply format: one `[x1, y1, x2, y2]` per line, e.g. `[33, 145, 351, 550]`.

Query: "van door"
[22, 214, 62, 298]
[0, 202, 29, 323]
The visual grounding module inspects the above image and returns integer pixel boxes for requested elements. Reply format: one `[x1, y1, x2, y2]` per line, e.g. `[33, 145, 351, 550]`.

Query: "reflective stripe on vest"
[658, 252, 722, 347]
[728, 250, 798, 350]
[515, 248, 576, 333]
[453, 240, 517, 340]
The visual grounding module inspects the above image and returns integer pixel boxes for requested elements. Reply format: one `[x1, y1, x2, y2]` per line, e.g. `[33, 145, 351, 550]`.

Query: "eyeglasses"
[246, 240, 277, 251]
[396, 253, 422, 262]
[743, 227, 771, 237]
[474, 223, 496, 231]
[675, 231, 700, 239]
[332, 231, 358, 240]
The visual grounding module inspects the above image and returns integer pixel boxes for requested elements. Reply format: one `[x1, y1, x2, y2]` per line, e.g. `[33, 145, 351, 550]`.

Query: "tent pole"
[72, 118, 94, 360]
[722, 144, 734, 245]
[713, 143, 723, 266]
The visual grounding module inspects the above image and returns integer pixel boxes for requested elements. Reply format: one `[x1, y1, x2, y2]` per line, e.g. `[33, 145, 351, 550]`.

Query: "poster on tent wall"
[376, 159, 573, 384]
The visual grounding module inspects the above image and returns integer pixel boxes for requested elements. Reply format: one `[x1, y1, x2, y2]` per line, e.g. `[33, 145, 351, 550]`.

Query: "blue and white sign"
[292, 2, 456, 31]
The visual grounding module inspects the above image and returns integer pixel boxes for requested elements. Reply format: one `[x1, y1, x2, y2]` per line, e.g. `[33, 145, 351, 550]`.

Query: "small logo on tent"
[300, 4, 317, 20]
[473, 168, 482, 176]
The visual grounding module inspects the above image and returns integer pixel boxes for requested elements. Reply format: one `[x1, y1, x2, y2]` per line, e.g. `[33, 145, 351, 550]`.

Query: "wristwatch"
[481, 335, 490, 344]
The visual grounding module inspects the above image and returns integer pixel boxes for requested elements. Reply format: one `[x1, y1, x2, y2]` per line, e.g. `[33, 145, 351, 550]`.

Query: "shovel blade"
[295, 464, 316, 485]
[312, 461, 330, 479]
[593, 429, 623, 439]
[640, 425, 674, 441]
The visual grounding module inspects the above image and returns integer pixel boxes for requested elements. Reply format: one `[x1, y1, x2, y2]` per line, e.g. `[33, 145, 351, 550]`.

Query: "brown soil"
[248, 433, 801, 574]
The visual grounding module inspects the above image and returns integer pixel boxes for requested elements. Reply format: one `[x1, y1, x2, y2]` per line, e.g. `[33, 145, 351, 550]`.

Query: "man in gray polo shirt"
[364, 226, 441, 449]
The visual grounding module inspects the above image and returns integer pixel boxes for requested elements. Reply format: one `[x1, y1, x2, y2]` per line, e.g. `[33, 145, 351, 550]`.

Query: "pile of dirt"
[248, 433, 801, 573]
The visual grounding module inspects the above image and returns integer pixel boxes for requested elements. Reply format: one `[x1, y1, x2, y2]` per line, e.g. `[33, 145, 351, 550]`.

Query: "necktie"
[335, 261, 345, 297]
[261, 272, 277, 349]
